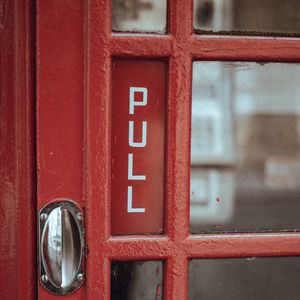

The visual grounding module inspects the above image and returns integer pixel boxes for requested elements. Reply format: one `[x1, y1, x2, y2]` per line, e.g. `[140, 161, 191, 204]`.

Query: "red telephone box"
[2, 0, 300, 299]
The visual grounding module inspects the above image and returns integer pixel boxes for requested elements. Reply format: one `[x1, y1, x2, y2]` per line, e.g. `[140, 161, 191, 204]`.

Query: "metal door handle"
[39, 199, 85, 295]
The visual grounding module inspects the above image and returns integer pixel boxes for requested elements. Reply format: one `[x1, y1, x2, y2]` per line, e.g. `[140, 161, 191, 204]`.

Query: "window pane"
[189, 257, 300, 300]
[111, 261, 163, 300]
[194, 0, 300, 36]
[112, 0, 167, 33]
[191, 62, 300, 233]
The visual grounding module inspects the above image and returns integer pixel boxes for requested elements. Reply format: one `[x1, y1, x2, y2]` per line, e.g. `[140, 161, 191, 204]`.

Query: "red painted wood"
[85, 0, 112, 298]
[0, 2, 18, 298]
[109, 36, 173, 57]
[0, 0, 35, 299]
[37, 0, 85, 299]
[109, 36, 300, 61]
[106, 233, 300, 259]
[87, 0, 300, 299]
[111, 59, 166, 235]
[37, 0, 300, 299]
[164, 1, 193, 298]
[190, 36, 300, 61]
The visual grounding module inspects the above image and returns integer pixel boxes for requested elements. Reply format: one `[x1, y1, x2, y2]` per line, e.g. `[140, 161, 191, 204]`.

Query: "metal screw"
[40, 213, 48, 222]
[41, 274, 48, 283]
[77, 273, 84, 281]
[76, 212, 83, 221]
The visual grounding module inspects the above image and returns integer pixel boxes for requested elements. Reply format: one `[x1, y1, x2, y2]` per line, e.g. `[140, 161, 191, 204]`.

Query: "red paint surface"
[37, 0, 85, 299]
[111, 60, 166, 235]
[0, 0, 35, 299]
[35, 0, 300, 299]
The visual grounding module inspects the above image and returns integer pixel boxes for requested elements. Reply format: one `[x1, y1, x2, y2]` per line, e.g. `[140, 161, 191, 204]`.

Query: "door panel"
[36, 0, 300, 300]
[37, 0, 85, 299]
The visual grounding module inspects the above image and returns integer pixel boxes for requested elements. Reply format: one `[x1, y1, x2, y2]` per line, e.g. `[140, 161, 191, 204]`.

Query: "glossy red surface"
[0, 0, 35, 299]
[36, 0, 300, 299]
[111, 60, 166, 235]
[37, 0, 85, 299]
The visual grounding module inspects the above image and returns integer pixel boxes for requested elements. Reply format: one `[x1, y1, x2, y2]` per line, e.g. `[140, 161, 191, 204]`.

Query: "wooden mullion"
[107, 238, 171, 259]
[165, 254, 188, 300]
[169, 0, 193, 40]
[109, 35, 173, 57]
[190, 36, 300, 61]
[166, 0, 194, 299]
[85, 0, 112, 299]
[185, 234, 300, 258]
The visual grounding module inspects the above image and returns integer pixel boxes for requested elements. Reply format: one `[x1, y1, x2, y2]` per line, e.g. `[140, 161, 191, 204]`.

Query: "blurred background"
[194, 0, 300, 35]
[112, 0, 299, 35]
[191, 62, 300, 233]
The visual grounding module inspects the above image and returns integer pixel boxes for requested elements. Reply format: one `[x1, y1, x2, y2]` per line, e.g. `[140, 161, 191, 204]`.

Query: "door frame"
[0, 0, 36, 299]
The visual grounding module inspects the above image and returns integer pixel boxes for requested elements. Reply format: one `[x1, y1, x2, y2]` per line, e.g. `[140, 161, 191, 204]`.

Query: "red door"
[0, 0, 35, 299]
[2, 0, 300, 299]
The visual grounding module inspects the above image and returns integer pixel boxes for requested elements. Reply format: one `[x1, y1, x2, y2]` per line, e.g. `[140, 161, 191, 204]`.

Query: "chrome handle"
[39, 199, 85, 295]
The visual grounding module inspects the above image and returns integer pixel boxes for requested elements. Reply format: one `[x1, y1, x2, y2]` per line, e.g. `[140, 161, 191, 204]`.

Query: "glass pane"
[194, 0, 300, 36]
[112, 0, 167, 33]
[189, 257, 300, 300]
[190, 62, 300, 233]
[111, 261, 163, 300]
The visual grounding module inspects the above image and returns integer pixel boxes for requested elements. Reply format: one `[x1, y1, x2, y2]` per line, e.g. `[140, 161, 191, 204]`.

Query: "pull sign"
[39, 199, 85, 295]
[111, 60, 166, 235]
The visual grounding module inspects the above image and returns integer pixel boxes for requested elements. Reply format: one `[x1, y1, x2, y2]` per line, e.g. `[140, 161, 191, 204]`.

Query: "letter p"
[129, 87, 148, 115]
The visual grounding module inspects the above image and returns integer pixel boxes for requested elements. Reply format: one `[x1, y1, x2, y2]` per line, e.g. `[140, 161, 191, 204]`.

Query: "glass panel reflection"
[189, 257, 300, 300]
[194, 0, 300, 36]
[111, 260, 163, 300]
[112, 0, 167, 33]
[191, 62, 300, 233]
